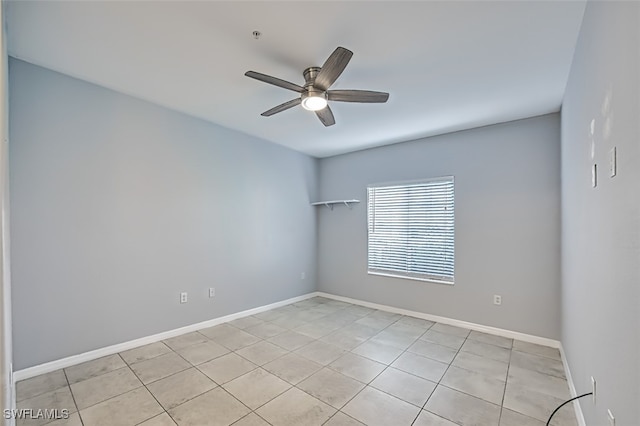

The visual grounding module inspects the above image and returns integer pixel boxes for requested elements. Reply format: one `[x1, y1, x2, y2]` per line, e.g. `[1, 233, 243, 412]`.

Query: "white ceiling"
[7, 1, 585, 158]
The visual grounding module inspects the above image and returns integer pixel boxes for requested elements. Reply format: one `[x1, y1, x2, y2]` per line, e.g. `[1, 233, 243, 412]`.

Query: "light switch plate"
[609, 147, 617, 177]
[592, 164, 598, 188]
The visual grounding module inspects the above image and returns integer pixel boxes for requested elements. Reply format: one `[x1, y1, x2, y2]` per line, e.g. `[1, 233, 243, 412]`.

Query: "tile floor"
[15, 297, 578, 426]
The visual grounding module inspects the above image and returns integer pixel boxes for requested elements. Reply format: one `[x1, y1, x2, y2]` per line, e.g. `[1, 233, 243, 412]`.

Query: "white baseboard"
[13, 292, 319, 382]
[15, 290, 565, 385]
[316, 292, 561, 348]
[559, 344, 587, 426]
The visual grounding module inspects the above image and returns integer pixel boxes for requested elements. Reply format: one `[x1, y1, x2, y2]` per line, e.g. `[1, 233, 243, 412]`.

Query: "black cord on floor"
[546, 392, 593, 426]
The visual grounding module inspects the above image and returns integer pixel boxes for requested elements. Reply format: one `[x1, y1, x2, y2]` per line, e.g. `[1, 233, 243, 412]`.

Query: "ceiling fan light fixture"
[301, 94, 328, 111]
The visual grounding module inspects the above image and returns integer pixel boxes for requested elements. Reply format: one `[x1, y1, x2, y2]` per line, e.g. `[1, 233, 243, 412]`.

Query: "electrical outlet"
[607, 409, 615, 426]
[180, 292, 188, 304]
[493, 295, 502, 305]
[591, 376, 596, 404]
[209, 287, 215, 298]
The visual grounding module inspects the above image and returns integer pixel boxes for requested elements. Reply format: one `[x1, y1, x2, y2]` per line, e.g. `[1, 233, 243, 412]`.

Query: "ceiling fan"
[245, 47, 389, 127]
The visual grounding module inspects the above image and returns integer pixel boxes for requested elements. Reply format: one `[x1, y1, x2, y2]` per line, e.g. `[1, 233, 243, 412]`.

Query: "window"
[367, 177, 455, 284]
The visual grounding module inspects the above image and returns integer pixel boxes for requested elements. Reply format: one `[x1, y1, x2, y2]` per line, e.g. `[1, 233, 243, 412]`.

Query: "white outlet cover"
[592, 163, 597, 188]
[180, 292, 188, 303]
[209, 288, 215, 298]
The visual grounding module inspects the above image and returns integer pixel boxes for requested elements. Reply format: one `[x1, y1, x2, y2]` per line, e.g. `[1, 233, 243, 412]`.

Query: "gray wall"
[318, 114, 561, 339]
[9, 59, 318, 370]
[561, 2, 639, 424]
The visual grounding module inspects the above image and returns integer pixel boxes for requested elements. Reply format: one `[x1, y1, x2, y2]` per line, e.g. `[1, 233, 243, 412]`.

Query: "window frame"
[366, 176, 455, 285]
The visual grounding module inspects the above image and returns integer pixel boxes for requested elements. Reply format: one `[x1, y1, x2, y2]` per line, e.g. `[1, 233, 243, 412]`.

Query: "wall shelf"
[311, 199, 360, 210]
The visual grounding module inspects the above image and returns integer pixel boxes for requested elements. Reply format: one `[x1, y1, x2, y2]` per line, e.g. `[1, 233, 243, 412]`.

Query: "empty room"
[0, 1, 638, 426]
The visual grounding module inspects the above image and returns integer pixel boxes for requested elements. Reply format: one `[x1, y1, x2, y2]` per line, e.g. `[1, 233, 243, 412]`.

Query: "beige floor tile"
[329, 353, 386, 383]
[512, 341, 561, 361]
[174, 340, 229, 365]
[503, 382, 577, 425]
[70, 367, 142, 409]
[294, 322, 340, 339]
[461, 339, 511, 363]
[425, 385, 501, 426]
[295, 340, 346, 365]
[385, 322, 427, 339]
[499, 408, 545, 426]
[507, 365, 571, 400]
[430, 323, 471, 338]
[351, 340, 404, 365]
[269, 314, 309, 329]
[420, 329, 466, 350]
[162, 332, 208, 351]
[414, 410, 458, 426]
[262, 353, 322, 385]
[468, 330, 513, 349]
[80, 387, 163, 426]
[231, 413, 271, 426]
[256, 387, 336, 426]
[198, 324, 238, 340]
[297, 368, 365, 409]
[341, 323, 380, 340]
[440, 365, 506, 405]
[235, 341, 288, 366]
[370, 367, 437, 407]
[391, 352, 448, 382]
[510, 351, 566, 379]
[369, 329, 418, 350]
[354, 315, 396, 330]
[208, 327, 262, 351]
[397, 316, 435, 329]
[342, 386, 420, 426]
[17, 387, 77, 426]
[268, 330, 315, 351]
[197, 352, 257, 384]
[147, 368, 216, 410]
[65, 355, 126, 384]
[129, 352, 191, 384]
[452, 351, 509, 381]
[20, 301, 575, 426]
[253, 309, 287, 322]
[223, 368, 291, 410]
[321, 330, 369, 350]
[323, 412, 365, 426]
[168, 387, 250, 426]
[137, 412, 177, 426]
[119, 342, 171, 365]
[245, 322, 288, 339]
[46, 412, 83, 426]
[407, 340, 458, 364]
[228, 316, 265, 330]
[16, 369, 68, 402]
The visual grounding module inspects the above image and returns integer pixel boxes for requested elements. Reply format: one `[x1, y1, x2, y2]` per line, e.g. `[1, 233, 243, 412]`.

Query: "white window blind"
[367, 177, 455, 284]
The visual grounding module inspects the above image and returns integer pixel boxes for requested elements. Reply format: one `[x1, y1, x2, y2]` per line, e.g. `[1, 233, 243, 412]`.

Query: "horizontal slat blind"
[367, 177, 454, 283]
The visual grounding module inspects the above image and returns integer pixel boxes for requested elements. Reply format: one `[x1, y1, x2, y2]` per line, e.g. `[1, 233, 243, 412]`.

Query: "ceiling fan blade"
[327, 90, 389, 103]
[261, 98, 302, 116]
[314, 47, 353, 91]
[245, 71, 305, 93]
[315, 105, 336, 127]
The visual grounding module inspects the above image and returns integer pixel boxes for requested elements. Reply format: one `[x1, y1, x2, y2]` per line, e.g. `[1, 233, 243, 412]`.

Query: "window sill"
[367, 270, 454, 286]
